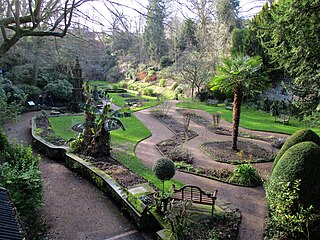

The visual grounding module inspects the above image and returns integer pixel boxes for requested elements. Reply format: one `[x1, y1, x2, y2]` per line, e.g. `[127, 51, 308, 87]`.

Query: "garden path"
[4, 111, 145, 240]
[134, 100, 283, 240]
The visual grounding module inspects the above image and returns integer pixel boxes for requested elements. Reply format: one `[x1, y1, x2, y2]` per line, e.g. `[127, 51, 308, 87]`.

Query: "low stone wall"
[30, 117, 159, 231]
[65, 153, 158, 230]
[31, 117, 67, 162]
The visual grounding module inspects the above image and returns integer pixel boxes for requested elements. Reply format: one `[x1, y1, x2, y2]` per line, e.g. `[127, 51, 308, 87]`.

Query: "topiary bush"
[272, 129, 320, 172]
[153, 157, 176, 193]
[270, 141, 320, 209]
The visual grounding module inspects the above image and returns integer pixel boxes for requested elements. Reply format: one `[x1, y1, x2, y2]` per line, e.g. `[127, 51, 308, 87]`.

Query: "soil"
[83, 156, 147, 188]
[201, 140, 273, 164]
[151, 112, 198, 140]
[186, 211, 241, 240]
[177, 109, 277, 143]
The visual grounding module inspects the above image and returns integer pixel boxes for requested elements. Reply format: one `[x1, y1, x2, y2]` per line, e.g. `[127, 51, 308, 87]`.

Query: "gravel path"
[134, 100, 277, 240]
[4, 111, 142, 240]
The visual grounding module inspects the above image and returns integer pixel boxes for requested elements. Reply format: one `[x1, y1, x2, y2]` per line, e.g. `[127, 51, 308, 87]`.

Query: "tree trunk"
[232, 87, 243, 151]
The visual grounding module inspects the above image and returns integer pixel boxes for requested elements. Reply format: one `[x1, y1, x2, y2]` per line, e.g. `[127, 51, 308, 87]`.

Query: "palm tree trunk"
[232, 87, 243, 151]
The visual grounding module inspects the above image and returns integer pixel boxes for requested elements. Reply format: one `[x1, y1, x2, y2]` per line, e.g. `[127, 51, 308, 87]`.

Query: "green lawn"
[177, 101, 320, 135]
[109, 92, 161, 112]
[49, 114, 182, 191]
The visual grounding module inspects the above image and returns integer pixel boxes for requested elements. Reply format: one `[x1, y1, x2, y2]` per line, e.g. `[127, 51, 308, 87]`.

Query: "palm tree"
[210, 55, 267, 151]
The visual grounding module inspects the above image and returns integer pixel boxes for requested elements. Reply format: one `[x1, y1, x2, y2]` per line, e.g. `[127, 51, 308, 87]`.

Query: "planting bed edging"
[30, 117, 160, 231]
[31, 116, 68, 162]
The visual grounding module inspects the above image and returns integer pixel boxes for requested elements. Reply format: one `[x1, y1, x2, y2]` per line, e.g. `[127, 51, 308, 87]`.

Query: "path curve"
[4, 111, 142, 240]
[134, 101, 270, 240]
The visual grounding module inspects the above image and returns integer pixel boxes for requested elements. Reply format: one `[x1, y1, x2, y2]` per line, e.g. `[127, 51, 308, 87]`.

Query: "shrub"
[0, 78, 26, 104]
[153, 158, 176, 193]
[118, 81, 128, 89]
[272, 129, 320, 172]
[170, 82, 179, 90]
[44, 79, 73, 101]
[159, 79, 166, 87]
[265, 179, 318, 239]
[270, 141, 320, 210]
[160, 55, 174, 68]
[0, 136, 43, 237]
[18, 84, 42, 99]
[142, 87, 154, 96]
[229, 163, 261, 186]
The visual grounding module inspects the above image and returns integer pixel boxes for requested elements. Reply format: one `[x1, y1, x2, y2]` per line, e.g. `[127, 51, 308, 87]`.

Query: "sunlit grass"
[177, 100, 320, 135]
[49, 114, 182, 190]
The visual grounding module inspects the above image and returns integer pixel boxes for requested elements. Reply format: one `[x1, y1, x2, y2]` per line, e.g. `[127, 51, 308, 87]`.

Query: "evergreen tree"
[142, 0, 168, 63]
[253, 0, 320, 117]
[176, 18, 199, 53]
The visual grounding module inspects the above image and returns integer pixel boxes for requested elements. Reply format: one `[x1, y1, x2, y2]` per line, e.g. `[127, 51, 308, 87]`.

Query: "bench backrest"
[172, 185, 218, 205]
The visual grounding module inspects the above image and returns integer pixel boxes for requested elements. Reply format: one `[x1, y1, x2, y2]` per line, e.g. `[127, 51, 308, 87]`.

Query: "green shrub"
[142, 87, 154, 96]
[171, 82, 179, 90]
[270, 141, 320, 209]
[160, 55, 174, 68]
[159, 79, 166, 87]
[118, 81, 128, 89]
[0, 128, 9, 152]
[153, 158, 176, 193]
[229, 163, 261, 186]
[44, 79, 73, 101]
[0, 140, 43, 236]
[18, 84, 42, 99]
[265, 179, 318, 239]
[272, 129, 320, 172]
[0, 78, 26, 104]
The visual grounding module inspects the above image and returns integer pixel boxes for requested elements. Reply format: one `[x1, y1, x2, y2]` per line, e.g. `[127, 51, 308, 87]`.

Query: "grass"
[177, 100, 320, 135]
[49, 114, 182, 191]
[108, 92, 161, 112]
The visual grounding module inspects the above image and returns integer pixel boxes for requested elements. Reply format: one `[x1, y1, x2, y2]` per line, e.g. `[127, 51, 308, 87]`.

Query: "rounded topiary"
[270, 141, 320, 209]
[272, 129, 320, 172]
[153, 158, 176, 193]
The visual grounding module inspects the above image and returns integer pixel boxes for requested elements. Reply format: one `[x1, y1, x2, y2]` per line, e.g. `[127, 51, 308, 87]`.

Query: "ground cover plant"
[177, 101, 320, 135]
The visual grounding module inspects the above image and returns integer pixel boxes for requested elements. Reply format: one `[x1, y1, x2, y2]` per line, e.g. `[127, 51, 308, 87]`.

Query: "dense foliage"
[272, 129, 320, 171]
[252, 0, 320, 117]
[270, 141, 320, 209]
[0, 129, 43, 237]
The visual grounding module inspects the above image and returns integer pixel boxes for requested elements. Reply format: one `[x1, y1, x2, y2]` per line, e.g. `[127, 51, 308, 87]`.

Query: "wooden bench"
[206, 99, 219, 106]
[171, 185, 218, 217]
[275, 114, 290, 125]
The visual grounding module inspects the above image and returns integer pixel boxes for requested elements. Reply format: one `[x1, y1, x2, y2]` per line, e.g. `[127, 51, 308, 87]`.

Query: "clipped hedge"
[270, 141, 320, 209]
[272, 129, 320, 172]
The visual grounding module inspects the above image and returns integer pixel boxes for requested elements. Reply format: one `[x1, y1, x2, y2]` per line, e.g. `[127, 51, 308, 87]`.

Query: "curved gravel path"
[134, 100, 280, 240]
[4, 111, 142, 240]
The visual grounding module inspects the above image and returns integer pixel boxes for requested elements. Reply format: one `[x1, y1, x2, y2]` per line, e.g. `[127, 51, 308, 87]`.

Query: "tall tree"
[176, 18, 198, 53]
[177, 50, 212, 100]
[253, 0, 320, 117]
[142, 0, 168, 63]
[210, 55, 266, 150]
[0, 0, 88, 56]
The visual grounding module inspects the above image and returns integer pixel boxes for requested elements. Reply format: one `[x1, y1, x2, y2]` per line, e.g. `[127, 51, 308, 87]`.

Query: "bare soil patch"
[177, 109, 276, 142]
[200, 140, 273, 164]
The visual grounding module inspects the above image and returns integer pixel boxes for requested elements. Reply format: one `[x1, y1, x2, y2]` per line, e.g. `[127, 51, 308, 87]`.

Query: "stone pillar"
[71, 57, 84, 112]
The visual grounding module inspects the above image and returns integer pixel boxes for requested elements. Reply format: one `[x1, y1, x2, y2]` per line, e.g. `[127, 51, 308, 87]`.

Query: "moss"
[272, 129, 320, 172]
[270, 141, 320, 209]
[127, 192, 146, 214]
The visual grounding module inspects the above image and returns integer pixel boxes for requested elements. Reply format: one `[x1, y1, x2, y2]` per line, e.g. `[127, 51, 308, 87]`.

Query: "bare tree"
[176, 50, 212, 99]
